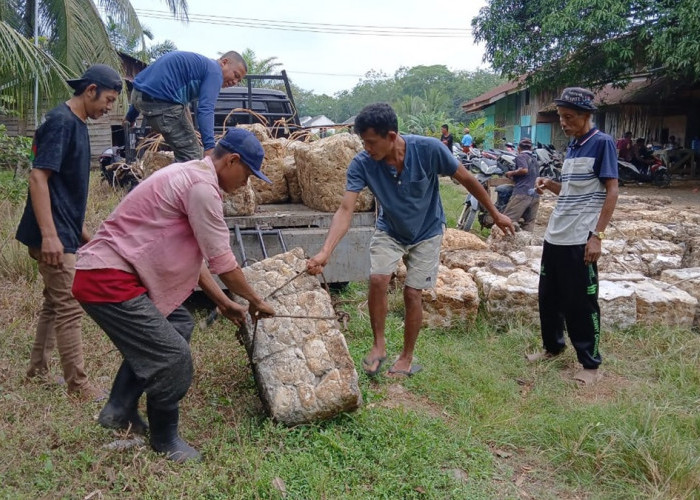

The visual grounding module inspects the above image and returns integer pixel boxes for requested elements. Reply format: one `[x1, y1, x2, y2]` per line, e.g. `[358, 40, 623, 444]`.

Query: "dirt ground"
[619, 178, 700, 209]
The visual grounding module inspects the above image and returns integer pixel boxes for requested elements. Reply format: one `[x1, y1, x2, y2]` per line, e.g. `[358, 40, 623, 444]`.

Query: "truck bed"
[225, 204, 376, 284]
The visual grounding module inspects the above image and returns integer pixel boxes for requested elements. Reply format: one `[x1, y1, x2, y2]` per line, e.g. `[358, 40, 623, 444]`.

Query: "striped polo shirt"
[544, 128, 618, 245]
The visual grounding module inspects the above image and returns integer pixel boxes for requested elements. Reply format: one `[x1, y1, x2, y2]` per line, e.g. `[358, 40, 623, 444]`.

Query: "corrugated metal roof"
[461, 78, 524, 113]
[465, 75, 671, 115]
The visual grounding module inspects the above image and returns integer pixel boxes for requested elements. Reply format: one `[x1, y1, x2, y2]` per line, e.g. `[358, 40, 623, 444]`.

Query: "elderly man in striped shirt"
[528, 87, 619, 387]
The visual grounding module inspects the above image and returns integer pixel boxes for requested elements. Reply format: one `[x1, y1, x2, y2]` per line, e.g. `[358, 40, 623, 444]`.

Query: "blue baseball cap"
[217, 127, 271, 184]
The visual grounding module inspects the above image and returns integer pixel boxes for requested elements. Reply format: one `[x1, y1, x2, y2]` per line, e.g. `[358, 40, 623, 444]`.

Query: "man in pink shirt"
[73, 128, 275, 463]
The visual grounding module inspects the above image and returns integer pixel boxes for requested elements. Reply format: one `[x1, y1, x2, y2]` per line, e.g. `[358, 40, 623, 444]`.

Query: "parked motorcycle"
[534, 143, 563, 181]
[99, 145, 140, 191]
[456, 146, 561, 231]
[456, 155, 511, 231]
[618, 159, 671, 187]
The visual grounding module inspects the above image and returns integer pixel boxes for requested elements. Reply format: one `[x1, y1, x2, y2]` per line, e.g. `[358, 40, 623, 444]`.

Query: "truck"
[214, 72, 373, 284]
[110, 72, 375, 285]
[224, 203, 374, 285]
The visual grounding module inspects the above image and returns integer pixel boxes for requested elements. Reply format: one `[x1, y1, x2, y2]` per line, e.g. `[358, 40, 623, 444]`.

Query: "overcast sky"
[130, 0, 490, 95]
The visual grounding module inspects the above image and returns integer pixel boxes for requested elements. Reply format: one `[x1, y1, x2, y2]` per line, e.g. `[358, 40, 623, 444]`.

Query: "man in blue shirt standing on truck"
[307, 103, 514, 378]
[124, 50, 247, 162]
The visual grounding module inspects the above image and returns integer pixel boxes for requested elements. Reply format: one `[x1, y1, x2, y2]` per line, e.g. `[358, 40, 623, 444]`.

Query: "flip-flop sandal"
[573, 369, 602, 386]
[387, 364, 423, 377]
[362, 356, 387, 377]
[525, 351, 557, 362]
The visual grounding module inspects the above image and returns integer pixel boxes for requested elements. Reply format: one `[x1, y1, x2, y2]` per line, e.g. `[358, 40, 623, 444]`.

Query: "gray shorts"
[369, 230, 443, 289]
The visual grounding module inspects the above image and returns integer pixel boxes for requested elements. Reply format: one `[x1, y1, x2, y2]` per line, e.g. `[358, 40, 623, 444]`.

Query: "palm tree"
[0, 0, 188, 117]
[240, 48, 282, 75]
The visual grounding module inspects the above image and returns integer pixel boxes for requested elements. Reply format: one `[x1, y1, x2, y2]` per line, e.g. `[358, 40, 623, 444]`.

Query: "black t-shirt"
[16, 103, 91, 253]
[441, 133, 454, 152]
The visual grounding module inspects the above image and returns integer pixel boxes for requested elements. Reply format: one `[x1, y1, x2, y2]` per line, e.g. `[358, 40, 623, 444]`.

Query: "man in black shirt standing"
[17, 64, 123, 401]
[440, 124, 454, 152]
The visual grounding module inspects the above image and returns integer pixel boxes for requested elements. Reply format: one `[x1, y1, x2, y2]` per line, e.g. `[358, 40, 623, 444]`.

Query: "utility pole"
[33, 0, 39, 130]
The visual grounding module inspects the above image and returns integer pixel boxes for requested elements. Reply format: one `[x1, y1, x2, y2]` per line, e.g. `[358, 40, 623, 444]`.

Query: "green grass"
[1, 280, 698, 499]
[0, 174, 698, 498]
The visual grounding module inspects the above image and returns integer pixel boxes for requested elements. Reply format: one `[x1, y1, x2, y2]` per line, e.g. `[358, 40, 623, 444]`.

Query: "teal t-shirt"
[346, 134, 459, 245]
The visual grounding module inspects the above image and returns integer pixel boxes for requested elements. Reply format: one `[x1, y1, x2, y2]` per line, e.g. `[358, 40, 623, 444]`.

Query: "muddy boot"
[98, 361, 148, 435]
[147, 403, 201, 463]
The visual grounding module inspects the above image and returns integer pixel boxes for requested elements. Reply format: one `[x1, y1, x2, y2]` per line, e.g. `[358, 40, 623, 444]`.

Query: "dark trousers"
[538, 240, 602, 369]
[132, 90, 202, 163]
[81, 294, 195, 410]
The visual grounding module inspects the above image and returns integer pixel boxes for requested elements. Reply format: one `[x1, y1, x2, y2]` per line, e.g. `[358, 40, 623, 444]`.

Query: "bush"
[0, 124, 32, 171]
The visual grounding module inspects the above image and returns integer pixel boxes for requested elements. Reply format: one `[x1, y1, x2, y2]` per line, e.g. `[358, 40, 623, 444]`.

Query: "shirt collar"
[571, 128, 600, 148]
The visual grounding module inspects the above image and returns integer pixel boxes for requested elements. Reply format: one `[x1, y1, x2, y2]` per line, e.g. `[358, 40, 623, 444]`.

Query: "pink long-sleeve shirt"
[76, 157, 238, 316]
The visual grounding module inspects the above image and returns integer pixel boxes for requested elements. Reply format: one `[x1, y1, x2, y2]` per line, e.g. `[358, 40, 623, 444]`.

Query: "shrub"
[0, 124, 32, 172]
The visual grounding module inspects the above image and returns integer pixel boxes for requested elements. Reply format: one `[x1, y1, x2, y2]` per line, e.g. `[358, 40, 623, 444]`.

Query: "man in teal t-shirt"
[307, 103, 514, 378]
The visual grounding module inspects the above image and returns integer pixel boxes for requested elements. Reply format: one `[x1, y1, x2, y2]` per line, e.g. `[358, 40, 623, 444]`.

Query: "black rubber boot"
[147, 403, 201, 463]
[98, 361, 148, 435]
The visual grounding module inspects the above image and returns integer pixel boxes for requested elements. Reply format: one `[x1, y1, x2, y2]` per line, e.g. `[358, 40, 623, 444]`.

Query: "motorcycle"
[99, 145, 140, 191]
[534, 143, 563, 181]
[456, 146, 561, 231]
[98, 122, 145, 192]
[617, 158, 670, 187]
[456, 155, 512, 231]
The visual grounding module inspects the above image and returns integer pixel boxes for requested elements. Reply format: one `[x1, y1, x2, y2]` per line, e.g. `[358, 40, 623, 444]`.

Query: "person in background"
[307, 103, 514, 379]
[529, 87, 618, 387]
[502, 137, 540, 232]
[73, 128, 275, 463]
[616, 131, 633, 161]
[461, 127, 473, 153]
[124, 50, 247, 162]
[17, 65, 123, 401]
[440, 124, 453, 152]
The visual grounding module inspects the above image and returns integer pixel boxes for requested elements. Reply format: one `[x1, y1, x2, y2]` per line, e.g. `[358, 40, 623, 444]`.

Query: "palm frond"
[0, 20, 71, 116]
[95, 0, 144, 46]
[158, 0, 188, 21]
[48, 0, 121, 73]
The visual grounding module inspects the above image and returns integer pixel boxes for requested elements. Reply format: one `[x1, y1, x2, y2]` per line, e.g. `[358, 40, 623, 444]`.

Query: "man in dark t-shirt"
[16, 64, 122, 401]
[440, 124, 454, 152]
[503, 138, 540, 231]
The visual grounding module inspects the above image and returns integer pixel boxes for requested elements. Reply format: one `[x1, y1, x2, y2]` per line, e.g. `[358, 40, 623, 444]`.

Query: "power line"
[134, 9, 472, 38]
[291, 70, 380, 78]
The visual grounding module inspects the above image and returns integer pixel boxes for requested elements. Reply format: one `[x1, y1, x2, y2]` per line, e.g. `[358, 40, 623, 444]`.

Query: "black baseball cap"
[554, 87, 597, 111]
[217, 128, 271, 184]
[66, 64, 123, 93]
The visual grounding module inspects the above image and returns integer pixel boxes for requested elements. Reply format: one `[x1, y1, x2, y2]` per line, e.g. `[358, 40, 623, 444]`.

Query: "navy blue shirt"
[545, 127, 618, 245]
[129, 51, 223, 150]
[16, 103, 91, 253]
[346, 135, 459, 245]
[512, 151, 539, 196]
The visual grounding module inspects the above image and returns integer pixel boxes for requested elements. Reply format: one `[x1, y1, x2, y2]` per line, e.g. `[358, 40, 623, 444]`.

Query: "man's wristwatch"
[593, 231, 605, 240]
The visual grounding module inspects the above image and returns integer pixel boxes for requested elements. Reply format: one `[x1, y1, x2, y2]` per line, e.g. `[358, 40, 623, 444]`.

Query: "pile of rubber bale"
[412, 195, 700, 331]
[133, 123, 375, 215]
